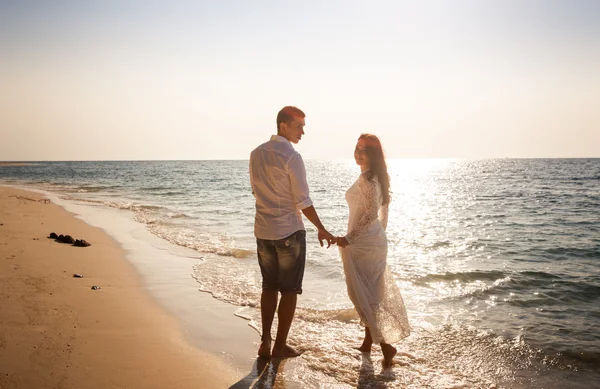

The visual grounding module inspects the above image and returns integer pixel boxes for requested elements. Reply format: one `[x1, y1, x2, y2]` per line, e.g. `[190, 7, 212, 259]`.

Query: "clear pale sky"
[1, 0, 599, 160]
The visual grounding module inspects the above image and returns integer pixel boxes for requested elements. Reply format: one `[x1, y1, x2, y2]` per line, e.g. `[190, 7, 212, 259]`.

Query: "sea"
[1, 159, 599, 389]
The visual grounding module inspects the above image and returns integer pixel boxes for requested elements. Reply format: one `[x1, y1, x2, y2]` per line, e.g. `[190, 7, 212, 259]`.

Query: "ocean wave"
[412, 270, 600, 305]
[295, 307, 359, 324]
[470, 273, 600, 305]
[557, 349, 600, 368]
[518, 271, 562, 280]
[216, 247, 254, 259]
[413, 323, 600, 386]
[157, 191, 187, 196]
[168, 213, 188, 219]
[548, 281, 600, 303]
[145, 223, 255, 260]
[104, 202, 166, 211]
[64, 195, 252, 260]
[570, 176, 600, 181]
[138, 186, 168, 191]
[542, 246, 600, 259]
[405, 239, 454, 251]
[74, 185, 122, 193]
[136, 187, 187, 196]
[412, 270, 507, 285]
[128, 204, 165, 210]
[192, 258, 261, 307]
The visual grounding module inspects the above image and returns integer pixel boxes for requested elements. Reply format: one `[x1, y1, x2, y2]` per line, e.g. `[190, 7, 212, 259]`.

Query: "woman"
[335, 134, 410, 368]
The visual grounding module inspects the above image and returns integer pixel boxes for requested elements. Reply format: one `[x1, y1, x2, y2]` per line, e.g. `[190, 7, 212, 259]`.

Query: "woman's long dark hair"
[359, 133, 391, 205]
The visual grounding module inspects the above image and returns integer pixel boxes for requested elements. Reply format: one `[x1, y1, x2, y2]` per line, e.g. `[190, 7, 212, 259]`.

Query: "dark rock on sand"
[49, 232, 91, 247]
[73, 239, 91, 247]
[55, 234, 75, 244]
[73, 273, 84, 278]
[91, 285, 101, 290]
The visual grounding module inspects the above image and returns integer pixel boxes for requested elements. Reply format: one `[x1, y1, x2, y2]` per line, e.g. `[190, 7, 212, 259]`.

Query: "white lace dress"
[339, 173, 410, 344]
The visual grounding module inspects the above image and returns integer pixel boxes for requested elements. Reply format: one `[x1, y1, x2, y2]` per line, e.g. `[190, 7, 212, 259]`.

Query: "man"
[249, 106, 334, 359]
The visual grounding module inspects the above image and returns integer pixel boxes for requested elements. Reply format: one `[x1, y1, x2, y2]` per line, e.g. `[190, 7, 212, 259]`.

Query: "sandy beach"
[0, 187, 244, 389]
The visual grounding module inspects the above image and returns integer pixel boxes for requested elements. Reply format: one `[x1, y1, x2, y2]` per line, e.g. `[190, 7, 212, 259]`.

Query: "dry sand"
[0, 187, 244, 389]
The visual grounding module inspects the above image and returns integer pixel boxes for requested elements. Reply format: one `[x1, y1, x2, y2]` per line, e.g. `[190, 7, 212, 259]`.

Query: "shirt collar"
[270, 134, 293, 146]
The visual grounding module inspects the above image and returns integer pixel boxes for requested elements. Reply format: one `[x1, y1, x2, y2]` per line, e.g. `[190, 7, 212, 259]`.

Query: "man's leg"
[271, 230, 306, 358]
[257, 238, 279, 358]
[259, 289, 278, 358]
[271, 292, 299, 357]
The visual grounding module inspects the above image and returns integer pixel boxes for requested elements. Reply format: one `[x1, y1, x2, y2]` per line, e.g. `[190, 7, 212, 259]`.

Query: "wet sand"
[0, 187, 245, 388]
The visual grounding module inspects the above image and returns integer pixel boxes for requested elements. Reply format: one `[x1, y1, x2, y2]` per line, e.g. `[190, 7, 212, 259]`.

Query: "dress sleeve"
[379, 203, 389, 231]
[345, 175, 379, 243]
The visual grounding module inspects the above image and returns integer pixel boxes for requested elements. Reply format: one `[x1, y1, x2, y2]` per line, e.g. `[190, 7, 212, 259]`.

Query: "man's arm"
[301, 205, 334, 248]
[248, 155, 254, 195]
[288, 154, 334, 247]
[248, 156, 256, 197]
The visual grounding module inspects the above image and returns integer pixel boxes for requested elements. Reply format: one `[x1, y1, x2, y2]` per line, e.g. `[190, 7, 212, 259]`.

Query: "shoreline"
[2, 161, 599, 388]
[41, 186, 259, 369]
[0, 186, 254, 388]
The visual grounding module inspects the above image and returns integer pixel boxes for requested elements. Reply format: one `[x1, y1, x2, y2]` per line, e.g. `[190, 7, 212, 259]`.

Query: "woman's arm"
[343, 175, 379, 244]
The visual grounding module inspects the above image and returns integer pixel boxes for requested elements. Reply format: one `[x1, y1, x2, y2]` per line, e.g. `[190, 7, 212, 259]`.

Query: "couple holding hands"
[249, 106, 410, 369]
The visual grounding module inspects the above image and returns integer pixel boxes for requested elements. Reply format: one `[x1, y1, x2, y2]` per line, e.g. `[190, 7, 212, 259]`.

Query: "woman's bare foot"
[258, 338, 271, 359]
[271, 345, 302, 359]
[381, 344, 397, 368]
[354, 343, 372, 353]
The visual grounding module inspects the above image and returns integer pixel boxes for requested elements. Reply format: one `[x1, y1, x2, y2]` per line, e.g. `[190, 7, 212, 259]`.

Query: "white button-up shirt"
[249, 135, 313, 240]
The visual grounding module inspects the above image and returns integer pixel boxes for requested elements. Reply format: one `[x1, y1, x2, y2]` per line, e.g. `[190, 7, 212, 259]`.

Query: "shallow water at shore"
[2, 158, 599, 387]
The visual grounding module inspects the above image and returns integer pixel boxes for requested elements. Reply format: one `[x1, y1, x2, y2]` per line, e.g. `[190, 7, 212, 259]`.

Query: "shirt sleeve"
[249, 156, 256, 197]
[287, 153, 313, 210]
[345, 175, 379, 243]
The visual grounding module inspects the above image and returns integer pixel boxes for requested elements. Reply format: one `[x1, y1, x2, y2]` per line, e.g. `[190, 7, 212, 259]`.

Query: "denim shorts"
[256, 230, 306, 294]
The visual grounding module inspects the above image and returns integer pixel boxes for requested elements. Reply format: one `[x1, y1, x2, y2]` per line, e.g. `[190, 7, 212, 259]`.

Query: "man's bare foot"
[381, 344, 397, 369]
[258, 339, 271, 359]
[271, 345, 302, 359]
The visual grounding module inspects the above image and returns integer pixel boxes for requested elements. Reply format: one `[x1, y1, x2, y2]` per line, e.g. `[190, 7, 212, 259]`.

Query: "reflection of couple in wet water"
[248, 106, 410, 372]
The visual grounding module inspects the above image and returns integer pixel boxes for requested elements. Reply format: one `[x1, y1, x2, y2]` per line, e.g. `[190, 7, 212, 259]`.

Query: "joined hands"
[317, 228, 349, 248]
[334, 236, 350, 248]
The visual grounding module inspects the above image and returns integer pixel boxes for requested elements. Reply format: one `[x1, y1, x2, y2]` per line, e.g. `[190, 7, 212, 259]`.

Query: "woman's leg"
[357, 326, 373, 352]
[380, 342, 397, 368]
